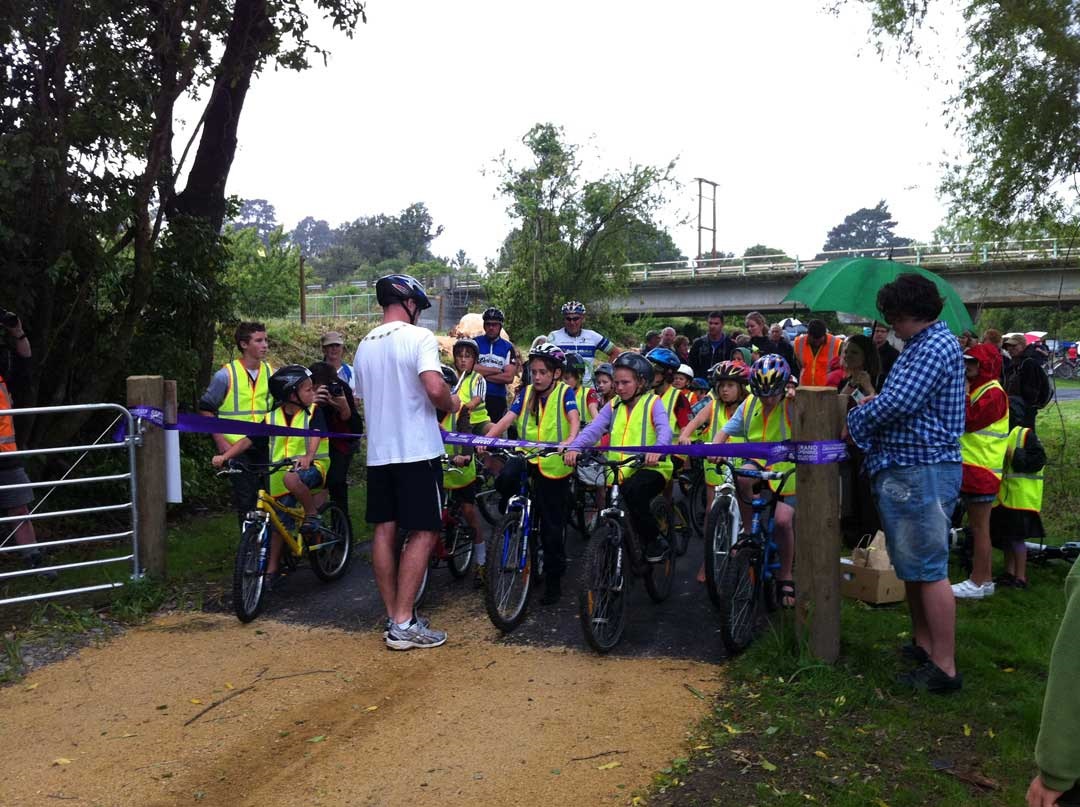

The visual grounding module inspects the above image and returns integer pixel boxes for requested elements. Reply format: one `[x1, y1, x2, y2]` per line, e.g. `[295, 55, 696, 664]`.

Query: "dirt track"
[0, 606, 719, 806]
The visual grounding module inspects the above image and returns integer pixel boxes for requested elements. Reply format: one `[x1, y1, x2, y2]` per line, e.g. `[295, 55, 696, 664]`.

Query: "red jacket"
[962, 343, 1009, 495]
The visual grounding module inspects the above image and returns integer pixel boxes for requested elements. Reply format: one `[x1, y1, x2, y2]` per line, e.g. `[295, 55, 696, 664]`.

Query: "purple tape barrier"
[125, 406, 848, 464]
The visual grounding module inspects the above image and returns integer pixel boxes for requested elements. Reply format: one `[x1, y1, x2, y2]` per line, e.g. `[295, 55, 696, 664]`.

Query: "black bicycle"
[715, 459, 795, 654]
[575, 450, 679, 653]
[483, 446, 562, 633]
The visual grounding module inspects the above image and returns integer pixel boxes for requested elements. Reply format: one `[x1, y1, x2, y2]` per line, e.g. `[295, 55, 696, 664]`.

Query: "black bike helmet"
[375, 274, 431, 320]
[269, 364, 312, 406]
[612, 352, 654, 387]
[482, 307, 505, 323]
[594, 362, 614, 380]
[563, 352, 586, 375]
[453, 338, 479, 358]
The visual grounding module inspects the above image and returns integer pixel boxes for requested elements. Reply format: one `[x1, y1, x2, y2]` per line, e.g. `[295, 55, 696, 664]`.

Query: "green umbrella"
[781, 257, 974, 334]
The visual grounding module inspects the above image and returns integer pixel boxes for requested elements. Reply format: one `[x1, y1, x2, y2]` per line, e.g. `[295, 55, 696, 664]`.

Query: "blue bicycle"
[483, 446, 562, 633]
[716, 459, 795, 654]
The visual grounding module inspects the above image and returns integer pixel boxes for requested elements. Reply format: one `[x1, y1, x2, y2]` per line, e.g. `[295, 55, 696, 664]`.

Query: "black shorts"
[366, 458, 443, 532]
[450, 481, 476, 504]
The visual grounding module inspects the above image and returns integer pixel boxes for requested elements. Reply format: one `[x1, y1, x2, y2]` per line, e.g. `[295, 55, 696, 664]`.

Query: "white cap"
[676, 363, 694, 378]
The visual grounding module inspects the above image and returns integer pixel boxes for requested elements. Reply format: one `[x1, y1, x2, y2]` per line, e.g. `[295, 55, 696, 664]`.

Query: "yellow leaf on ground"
[24, 682, 39, 691]
[987, 728, 995, 738]
[814, 750, 829, 760]
[597, 761, 622, 771]
[1003, 667, 1016, 673]
[190, 699, 202, 705]
[760, 758, 778, 772]
[963, 724, 972, 737]
[694, 744, 712, 750]
[52, 758, 72, 766]
[874, 800, 891, 807]
[224, 683, 234, 690]
[722, 723, 743, 735]
[366, 706, 378, 712]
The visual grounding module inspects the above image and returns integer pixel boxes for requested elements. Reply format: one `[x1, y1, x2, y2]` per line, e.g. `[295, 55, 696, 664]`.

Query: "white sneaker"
[952, 578, 995, 599]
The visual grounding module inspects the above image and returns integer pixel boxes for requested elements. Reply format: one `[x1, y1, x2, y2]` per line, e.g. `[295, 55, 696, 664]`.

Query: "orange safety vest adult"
[0, 377, 16, 453]
[793, 334, 842, 387]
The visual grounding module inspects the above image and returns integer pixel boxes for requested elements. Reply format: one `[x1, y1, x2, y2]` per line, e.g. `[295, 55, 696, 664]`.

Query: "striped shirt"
[846, 320, 965, 476]
[546, 327, 613, 386]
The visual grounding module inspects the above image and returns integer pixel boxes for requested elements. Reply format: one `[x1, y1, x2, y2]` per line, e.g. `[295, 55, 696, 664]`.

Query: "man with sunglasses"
[546, 301, 621, 387]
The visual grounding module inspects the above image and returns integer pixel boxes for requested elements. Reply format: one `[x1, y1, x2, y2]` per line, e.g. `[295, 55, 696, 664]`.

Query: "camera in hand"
[0, 309, 18, 328]
[327, 381, 344, 397]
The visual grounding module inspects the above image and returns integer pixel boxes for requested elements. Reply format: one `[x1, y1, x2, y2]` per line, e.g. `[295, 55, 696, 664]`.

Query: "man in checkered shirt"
[847, 273, 966, 694]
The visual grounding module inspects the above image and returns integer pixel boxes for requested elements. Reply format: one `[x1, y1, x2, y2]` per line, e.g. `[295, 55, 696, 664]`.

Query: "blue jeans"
[871, 462, 961, 582]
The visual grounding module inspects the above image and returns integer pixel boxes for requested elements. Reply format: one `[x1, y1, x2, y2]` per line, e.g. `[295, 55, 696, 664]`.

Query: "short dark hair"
[308, 361, 338, 387]
[877, 274, 944, 324]
[707, 311, 724, 322]
[807, 319, 827, 339]
[235, 321, 266, 351]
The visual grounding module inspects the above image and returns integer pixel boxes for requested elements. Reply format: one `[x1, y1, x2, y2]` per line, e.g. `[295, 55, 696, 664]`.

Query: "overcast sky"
[178, 0, 962, 265]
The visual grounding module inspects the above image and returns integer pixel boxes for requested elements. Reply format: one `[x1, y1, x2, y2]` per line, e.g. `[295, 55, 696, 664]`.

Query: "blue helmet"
[645, 347, 681, 371]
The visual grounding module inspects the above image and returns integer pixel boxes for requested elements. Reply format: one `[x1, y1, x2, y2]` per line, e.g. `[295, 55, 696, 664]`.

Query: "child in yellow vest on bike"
[212, 365, 329, 584]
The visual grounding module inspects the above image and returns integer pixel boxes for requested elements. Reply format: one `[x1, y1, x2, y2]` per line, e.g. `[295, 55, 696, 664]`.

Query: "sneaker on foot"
[386, 619, 447, 651]
[896, 660, 963, 693]
[383, 613, 429, 639]
[644, 537, 669, 563]
[300, 515, 321, 535]
[900, 642, 930, 665]
[993, 572, 1016, 587]
[952, 578, 995, 599]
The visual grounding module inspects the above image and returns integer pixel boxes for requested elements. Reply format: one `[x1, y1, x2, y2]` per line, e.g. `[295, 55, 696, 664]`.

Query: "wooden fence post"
[127, 375, 167, 578]
[791, 386, 846, 663]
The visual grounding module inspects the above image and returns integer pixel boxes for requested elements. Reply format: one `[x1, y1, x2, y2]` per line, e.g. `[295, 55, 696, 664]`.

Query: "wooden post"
[790, 386, 846, 663]
[127, 375, 167, 578]
[299, 254, 307, 325]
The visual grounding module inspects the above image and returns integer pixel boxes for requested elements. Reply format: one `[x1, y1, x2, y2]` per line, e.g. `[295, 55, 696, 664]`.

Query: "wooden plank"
[791, 385, 846, 663]
[127, 375, 167, 578]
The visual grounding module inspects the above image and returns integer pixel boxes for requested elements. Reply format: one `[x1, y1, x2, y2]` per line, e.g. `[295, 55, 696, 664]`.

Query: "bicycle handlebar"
[712, 457, 794, 484]
[216, 457, 297, 477]
[575, 449, 645, 470]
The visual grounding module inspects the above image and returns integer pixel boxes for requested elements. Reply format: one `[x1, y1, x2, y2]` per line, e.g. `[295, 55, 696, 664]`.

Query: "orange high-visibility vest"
[793, 334, 843, 386]
[0, 377, 16, 453]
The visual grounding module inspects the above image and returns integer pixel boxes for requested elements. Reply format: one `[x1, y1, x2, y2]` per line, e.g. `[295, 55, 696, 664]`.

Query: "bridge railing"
[624, 237, 1071, 281]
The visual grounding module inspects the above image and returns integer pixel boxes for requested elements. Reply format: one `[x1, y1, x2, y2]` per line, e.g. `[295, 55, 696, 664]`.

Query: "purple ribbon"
[124, 406, 848, 464]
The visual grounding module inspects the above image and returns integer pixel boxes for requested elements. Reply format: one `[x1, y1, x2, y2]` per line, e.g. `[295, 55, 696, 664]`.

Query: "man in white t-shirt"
[546, 300, 621, 387]
[353, 274, 456, 651]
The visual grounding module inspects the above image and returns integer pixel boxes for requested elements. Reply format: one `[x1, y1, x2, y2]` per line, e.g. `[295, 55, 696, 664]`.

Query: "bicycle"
[220, 458, 353, 623]
[714, 459, 795, 654]
[567, 458, 604, 539]
[676, 455, 708, 543]
[483, 446, 563, 633]
[407, 457, 479, 607]
[575, 450, 679, 653]
[702, 460, 742, 610]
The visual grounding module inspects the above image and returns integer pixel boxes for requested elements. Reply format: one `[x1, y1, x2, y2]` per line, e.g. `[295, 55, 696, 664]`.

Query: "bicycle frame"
[501, 463, 534, 573]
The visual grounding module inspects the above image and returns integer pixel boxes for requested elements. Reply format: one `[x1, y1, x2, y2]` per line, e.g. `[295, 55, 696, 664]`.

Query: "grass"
[647, 400, 1080, 806]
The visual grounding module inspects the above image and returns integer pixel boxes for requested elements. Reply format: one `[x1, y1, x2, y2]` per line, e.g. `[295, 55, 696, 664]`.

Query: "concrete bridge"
[613, 258, 1080, 318]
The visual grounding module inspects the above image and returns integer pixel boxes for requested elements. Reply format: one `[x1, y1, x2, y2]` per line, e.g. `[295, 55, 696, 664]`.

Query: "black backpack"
[1027, 358, 1055, 410]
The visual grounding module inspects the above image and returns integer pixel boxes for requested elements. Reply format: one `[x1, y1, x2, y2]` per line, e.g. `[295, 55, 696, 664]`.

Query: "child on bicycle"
[566, 352, 674, 563]
[484, 342, 580, 604]
[594, 362, 616, 408]
[705, 354, 797, 607]
[678, 360, 750, 582]
[437, 365, 488, 589]
[562, 353, 600, 426]
[212, 365, 329, 584]
[452, 338, 491, 436]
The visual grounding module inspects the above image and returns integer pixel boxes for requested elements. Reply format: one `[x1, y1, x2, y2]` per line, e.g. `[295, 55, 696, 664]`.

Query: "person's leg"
[774, 500, 795, 605]
[392, 529, 438, 623]
[966, 499, 993, 585]
[532, 472, 569, 601]
[283, 471, 317, 516]
[623, 469, 667, 559]
[916, 579, 957, 677]
[8, 505, 36, 546]
[1011, 539, 1028, 583]
[326, 452, 349, 513]
[371, 521, 400, 617]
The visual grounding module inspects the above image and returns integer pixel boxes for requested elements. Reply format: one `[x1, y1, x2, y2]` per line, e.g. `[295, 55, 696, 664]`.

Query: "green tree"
[818, 200, 913, 256]
[0, 0, 366, 443]
[859, 1, 1080, 228]
[230, 198, 280, 245]
[224, 226, 301, 318]
[290, 216, 337, 256]
[487, 123, 677, 340]
[742, 244, 793, 266]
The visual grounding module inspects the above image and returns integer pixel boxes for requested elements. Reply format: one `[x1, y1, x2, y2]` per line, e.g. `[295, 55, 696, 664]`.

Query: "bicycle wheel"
[446, 520, 475, 578]
[672, 499, 691, 557]
[309, 502, 353, 582]
[567, 477, 590, 538]
[485, 511, 532, 632]
[232, 521, 268, 623]
[475, 486, 502, 528]
[704, 494, 736, 610]
[578, 518, 627, 653]
[644, 498, 677, 603]
[689, 475, 709, 539]
[718, 546, 763, 655]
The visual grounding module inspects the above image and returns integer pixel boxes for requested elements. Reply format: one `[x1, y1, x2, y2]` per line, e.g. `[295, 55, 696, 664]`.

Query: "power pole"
[299, 254, 307, 325]
[694, 177, 718, 263]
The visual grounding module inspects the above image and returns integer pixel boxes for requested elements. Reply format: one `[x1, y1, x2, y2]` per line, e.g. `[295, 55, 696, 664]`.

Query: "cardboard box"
[840, 557, 905, 604]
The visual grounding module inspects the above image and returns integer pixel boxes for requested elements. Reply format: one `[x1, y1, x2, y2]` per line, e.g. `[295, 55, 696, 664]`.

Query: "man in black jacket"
[1003, 335, 1049, 429]
[688, 311, 733, 378]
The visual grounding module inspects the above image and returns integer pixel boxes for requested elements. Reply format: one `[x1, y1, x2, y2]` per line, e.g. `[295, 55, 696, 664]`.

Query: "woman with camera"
[308, 362, 363, 520]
